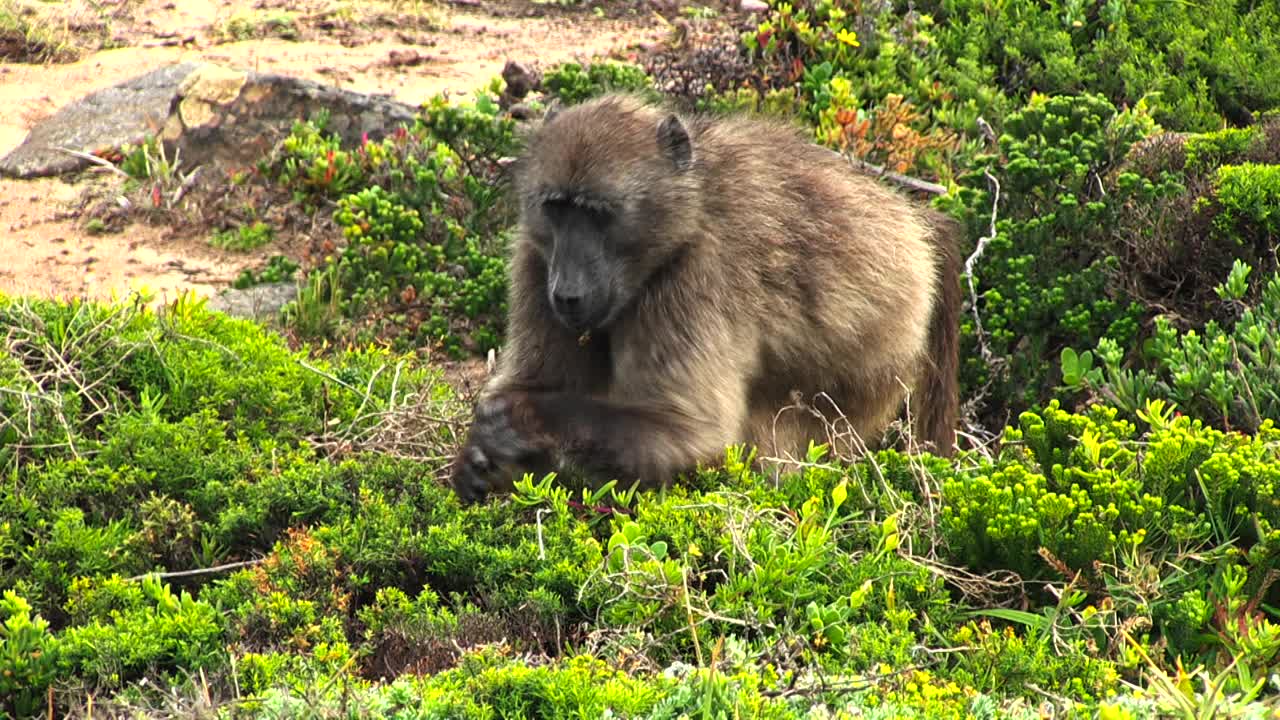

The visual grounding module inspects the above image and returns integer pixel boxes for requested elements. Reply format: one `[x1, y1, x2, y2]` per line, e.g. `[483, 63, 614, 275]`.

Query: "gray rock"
[207, 281, 299, 323]
[168, 63, 419, 172]
[1, 61, 422, 179]
[0, 62, 202, 178]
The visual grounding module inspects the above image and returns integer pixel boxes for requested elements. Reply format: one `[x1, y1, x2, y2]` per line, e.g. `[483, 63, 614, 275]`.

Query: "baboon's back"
[682, 108, 950, 456]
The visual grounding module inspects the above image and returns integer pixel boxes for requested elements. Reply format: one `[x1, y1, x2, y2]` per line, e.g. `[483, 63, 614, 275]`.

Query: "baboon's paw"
[449, 393, 545, 504]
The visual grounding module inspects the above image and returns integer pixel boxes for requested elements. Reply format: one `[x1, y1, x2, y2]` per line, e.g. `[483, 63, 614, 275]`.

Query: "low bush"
[232, 254, 300, 289]
[258, 92, 520, 357]
[6, 3, 1280, 715]
[741, 0, 1280, 143]
[540, 60, 661, 106]
[1109, 117, 1280, 324]
[4, 293, 1280, 717]
[1064, 260, 1280, 435]
[934, 92, 1156, 422]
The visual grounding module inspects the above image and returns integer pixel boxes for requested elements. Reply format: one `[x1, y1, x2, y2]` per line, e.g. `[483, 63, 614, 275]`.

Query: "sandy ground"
[0, 0, 674, 304]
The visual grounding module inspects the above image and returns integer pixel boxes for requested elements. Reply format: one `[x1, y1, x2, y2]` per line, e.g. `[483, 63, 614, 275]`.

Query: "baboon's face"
[517, 99, 697, 334]
[535, 191, 629, 333]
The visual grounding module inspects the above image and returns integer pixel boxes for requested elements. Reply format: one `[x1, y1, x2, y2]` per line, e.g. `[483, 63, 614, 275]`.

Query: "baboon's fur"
[449, 93, 962, 503]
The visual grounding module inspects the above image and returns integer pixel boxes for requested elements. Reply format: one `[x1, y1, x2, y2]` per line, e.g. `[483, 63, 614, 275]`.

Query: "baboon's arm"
[506, 389, 739, 489]
[534, 293, 758, 484]
[451, 297, 755, 502]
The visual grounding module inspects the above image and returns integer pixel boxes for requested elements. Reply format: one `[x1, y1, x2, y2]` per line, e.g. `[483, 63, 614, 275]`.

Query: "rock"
[175, 63, 249, 129]
[501, 60, 539, 99]
[207, 281, 299, 323]
[169, 64, 418, 172]
[499, 60, 541, 110]
[0, 62, 201, 178]
[739, 0, 768, 11]
[1, 61, 422, 179]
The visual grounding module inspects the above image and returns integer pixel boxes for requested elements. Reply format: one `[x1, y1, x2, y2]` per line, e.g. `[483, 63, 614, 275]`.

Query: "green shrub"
[262, 90, 520, 355]
[941, 398, 1280, 686]
[232, 254, 300, 289]
[1107, 119, 1280, 327]
[4, 291, 1280, 715]
[1212, 162, 1280, 242]
[7, 7, 1280, 708]
[1184, 127, 1260, 173]
[56, 575, 225, 692]
[210, 220, 274, 251]
[263, 111, 368, 202]
[0, 592, 59, 718]
[744, 0, 1280, 143]
[938, 94, 1276, 431]
[935, 92, 1157, 420]
[328, 184, 507, 357]
[540, 60, 660, 106]
[0, 293, 461, 612]
[1065, 261, 1280, 434]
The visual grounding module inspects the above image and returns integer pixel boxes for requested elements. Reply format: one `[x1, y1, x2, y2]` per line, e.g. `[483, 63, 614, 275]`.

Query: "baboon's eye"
[580, 203, 613, 227]
[541, 196, 571, 216]
[542, 195, 613, 228]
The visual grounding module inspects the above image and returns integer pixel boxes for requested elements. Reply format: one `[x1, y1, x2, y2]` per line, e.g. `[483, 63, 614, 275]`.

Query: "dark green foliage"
[1212, 163, 1280, 242]
[6, 1, 1280, 715]
[56, 575, 225, 691]
[744, 0, 1280, 146]
[232, 254, 300, 289]
[259, 92, 521, 355]
[0, 294, 460, 613]
[941, 398, 1280, 687]
[1065, 261, 1280, 435]
[936, 93, 1276, 431]
[540, 60, 661, 105]
[934, 92, 1155, 419]
[1184, 127, 1260, 173]
[330, 185, 507, 357]
[1106, 118, 1280, 329]
[4, 293, 1280, 717]
[210, 220, 274, 251]
[0, 592, 59, 718]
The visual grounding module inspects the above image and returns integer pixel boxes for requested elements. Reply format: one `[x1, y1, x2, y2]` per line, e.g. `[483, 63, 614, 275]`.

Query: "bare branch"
[964, 168, 1001, 363]
[839, 153, 949, 196]
[126, 559, 265, 582]
[54, 146, 131, 178]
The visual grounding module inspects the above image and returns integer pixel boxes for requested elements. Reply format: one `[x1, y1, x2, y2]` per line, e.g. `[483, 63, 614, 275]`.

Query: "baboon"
[449, 93, 962, 504]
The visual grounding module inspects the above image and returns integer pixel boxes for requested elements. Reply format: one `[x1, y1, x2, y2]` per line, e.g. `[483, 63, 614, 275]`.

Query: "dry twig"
[125, 559, 266, 583]
[964, 167, 1001, 364]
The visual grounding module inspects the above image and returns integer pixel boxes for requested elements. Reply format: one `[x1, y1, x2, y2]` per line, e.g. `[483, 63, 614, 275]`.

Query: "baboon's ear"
[657, 114, 693, 170]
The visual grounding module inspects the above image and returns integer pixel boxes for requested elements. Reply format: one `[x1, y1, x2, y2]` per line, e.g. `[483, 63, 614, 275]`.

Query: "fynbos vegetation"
[3, 1, 1280, 717]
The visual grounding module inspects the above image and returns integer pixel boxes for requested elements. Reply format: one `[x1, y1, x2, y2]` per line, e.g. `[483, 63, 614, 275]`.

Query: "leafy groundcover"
[5, 0, 1280, 716]
[2, 286, 1279, 717]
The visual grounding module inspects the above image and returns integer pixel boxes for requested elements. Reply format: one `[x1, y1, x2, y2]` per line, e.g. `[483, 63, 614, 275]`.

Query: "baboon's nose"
[552, 292, 583, 316]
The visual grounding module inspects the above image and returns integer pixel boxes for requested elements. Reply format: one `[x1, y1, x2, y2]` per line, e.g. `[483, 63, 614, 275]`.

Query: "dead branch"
[126, 559, 265, 582]
[839, 153, 949, 196]
[964, 168, 1001, 363]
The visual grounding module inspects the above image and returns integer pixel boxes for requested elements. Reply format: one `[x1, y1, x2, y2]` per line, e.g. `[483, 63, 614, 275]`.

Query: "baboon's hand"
[450, 392, 546, 505]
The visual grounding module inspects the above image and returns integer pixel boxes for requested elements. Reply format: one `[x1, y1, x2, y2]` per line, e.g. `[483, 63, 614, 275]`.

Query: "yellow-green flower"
[836, 28, 860, 47]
